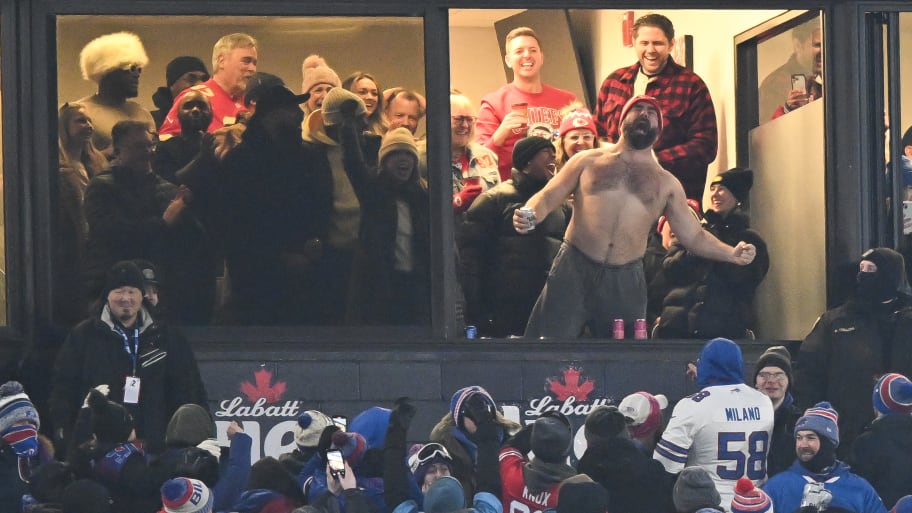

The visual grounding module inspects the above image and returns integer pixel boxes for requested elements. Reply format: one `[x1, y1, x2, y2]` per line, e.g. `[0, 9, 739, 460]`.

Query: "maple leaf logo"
[546, 367, 595, 402]
[240, 368, 287, 404]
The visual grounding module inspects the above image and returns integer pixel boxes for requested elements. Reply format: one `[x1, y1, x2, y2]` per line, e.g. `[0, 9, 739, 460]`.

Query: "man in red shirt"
[159, 33, 258, 138]
[476, 27, 576, 181]
[594, 14, 717, 202]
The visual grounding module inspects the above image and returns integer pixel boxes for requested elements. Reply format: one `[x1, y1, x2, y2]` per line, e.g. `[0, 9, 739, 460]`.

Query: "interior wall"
[448, 27, 505, 109]
[56, 16, 426, 114]
[900, 12, 912, 138]
[749, 100, 826, 340]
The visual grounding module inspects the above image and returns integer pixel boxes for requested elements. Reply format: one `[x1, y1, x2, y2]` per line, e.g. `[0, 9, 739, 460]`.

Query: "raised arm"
[513, 152, 585, 233]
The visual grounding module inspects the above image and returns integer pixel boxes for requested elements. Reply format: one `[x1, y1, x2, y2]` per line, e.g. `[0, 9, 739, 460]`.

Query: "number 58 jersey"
[654, 384, 774, 511]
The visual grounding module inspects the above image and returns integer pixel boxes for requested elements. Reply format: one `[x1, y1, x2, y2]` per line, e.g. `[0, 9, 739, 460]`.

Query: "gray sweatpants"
[524, 241, 646, 338]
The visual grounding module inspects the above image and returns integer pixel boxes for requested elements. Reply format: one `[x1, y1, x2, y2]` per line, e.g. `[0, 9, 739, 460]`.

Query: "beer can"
[465, 325, 477, 339]
[519, 207, 536, 231]
[634, 318, 648, 340]
[612, 319, 625, 340]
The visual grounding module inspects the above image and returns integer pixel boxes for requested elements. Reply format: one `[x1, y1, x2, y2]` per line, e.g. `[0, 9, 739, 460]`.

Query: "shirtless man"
[513, 95, 756, 338]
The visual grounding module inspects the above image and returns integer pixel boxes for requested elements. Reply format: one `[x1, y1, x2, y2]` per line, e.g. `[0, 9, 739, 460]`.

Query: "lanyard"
[115, 325, 140, 375]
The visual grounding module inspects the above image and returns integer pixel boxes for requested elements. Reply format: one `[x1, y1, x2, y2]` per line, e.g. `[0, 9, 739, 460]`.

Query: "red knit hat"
[619, 95, 663, 133]
[558, 108, 597, 138]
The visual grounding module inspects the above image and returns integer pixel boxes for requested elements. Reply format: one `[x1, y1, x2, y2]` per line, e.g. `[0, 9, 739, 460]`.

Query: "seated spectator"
[752, 345, 801, 477]
[554, 105, 598, 172]
[300, 55, 341, 117]
[393, 475, 502, 513]
[279, 411, 333, 476]
[430, 386, 519, 502]
[458, 136, 569, 337]
[672, 467, 723, 513]
[342, 71, 387, 136]
[617, 391, 668, 452]
[499, 412, 576, 512]
[654, 168, 769, 339]
[384, 88, 426, 136]
[0, 381, 51, 513]
[847, 373, 912, 509]
[151, 56, 210, 128]
[346, 127, 430, 325]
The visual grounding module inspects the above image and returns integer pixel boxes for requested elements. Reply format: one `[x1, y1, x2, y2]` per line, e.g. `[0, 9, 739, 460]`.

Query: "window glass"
[757, 16, 822, 124]
[54, 15, 426, 327]
[0, 29, 6, 327]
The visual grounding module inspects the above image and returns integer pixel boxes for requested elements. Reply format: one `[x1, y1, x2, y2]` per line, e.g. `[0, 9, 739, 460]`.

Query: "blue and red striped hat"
[873, 373, 912, 415]
[795, 401, 839, 447]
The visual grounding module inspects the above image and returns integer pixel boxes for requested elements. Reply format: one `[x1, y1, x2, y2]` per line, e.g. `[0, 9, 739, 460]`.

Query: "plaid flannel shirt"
[595, 58, 718, 200]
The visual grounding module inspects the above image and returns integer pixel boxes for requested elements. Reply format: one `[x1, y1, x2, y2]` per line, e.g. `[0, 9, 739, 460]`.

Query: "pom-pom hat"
[558, 108, 597, 138]
[161, 478, 213, 513]
[301, 54, 341, 94]
[873, 373, 912, 415]
[294, 410, 332, 450]
[331, 430, 367, 466]
[619, 391, 669, 439]
[0, 381, 40, 433]
[731, 477, 773, 513]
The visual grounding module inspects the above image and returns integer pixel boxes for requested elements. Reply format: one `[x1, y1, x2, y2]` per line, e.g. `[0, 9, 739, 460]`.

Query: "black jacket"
[848, 413, 912, 509]
[49, 309, 208, 454]
[767, 394, 802, 478]
[655, 209, 769, 339]
[457, 169, 570, 337]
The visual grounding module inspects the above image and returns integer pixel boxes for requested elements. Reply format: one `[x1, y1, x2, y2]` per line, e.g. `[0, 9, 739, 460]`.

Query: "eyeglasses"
[409, 443, 452, 472]
[758, 371, 787, 381]
[451, 116, 477, 125]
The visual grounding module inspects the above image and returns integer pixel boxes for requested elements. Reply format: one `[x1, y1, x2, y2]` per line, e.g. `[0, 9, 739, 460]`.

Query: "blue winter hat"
[892, 495, 912, 513]
[873, 373, 912, 415]
[795, 401, 840, 447]
[450, 385, 496, 429]
[349, 406, 391, 449]
[696, 338, 744, 389]
[161, 477, 213, 513]
[424, 476, 466, 513]
[0, 381, 40, 434]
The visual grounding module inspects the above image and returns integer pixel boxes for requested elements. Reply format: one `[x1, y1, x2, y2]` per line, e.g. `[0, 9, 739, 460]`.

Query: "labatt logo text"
[524, 395, 612, 418]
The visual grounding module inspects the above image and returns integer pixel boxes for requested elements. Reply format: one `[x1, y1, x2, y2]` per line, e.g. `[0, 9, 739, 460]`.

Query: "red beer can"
[612, 319, 625, 339]
[634, 318, 648, 340]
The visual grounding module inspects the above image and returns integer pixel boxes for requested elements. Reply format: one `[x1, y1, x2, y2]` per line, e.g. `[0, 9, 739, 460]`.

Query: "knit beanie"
[795, 401, 840, 447]
[166, 56, 208, 87]
[87, 389, 134, 444]
[80, 32, 149, 83]
[531, 412, 572, 463]
[512, 136, 554, 171]
[0, 381, 40, 433]
[753, 345, 793, 386]
[873, 373, 912, 415]
[379, 127, 418, 164]
[423, 476, 466, 513]
[584, 405, 629, 446]
[294, 410, 332, 450]
[892, 495, 912, 513]
[558, 108, 597, 138]
[710, 168, 754, 203]
[62, 479, 113, 513]
[619, 95, 664, 133]
[301, 55, 341, 94]
[556, 475, 609, 513]
[331, 430, 367, 466]
[349, 406, 391, 450]
[673, 466, 722, 513]
[731, 477, 773, 513]
[320, 87, 366, 127]
[161, 478, 214, 513]
[165, 404, 215, 448]
[408, 443, 454, 486]
[619, 392, 669, 439]
[103, 260, 145, 297]
[450, 385, 497, 429]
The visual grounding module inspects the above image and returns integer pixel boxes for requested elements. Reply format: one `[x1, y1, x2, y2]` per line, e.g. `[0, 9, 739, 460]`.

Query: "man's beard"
[623, 118, 658, 150]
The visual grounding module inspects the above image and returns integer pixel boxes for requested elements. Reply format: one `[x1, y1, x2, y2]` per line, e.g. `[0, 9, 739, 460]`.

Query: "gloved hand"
[196, 438, 221, 459]
[83, 384, 110, 408]
[462, 393, 495, 428]
[388, 397, 416, 433]
[317, 425, 341, 458]
[453, 185, 483, 213]
[503, 425, 533, 454]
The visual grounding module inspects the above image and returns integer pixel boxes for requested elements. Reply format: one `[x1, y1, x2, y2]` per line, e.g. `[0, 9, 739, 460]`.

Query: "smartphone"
[332, 415, 347, 431]
[327, 449, 345, 478]
[791, 73, 807, 93]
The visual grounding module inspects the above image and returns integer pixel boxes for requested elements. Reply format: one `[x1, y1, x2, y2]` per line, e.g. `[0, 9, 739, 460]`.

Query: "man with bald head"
[514, 95, 756, 338]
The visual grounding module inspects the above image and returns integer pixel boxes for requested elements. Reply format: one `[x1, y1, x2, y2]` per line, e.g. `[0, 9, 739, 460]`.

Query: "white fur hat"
[80, 32, 149, 83]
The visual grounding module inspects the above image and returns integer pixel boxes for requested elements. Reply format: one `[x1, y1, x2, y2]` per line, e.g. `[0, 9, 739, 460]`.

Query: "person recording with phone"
[758, 19, 823, 121]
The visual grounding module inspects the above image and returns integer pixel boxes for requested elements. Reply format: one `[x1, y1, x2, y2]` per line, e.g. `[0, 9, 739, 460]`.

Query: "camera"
[327, 449, 345, 479]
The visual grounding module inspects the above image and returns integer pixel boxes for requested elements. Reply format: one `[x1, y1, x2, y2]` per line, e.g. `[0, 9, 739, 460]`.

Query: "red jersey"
[499, 447, 562, 513]
[158, 78, 248, 137]
[476, 83, 576, 181]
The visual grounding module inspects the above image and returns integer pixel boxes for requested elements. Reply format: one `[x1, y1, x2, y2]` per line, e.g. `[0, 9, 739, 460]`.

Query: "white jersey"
[654, 384, 774, 511]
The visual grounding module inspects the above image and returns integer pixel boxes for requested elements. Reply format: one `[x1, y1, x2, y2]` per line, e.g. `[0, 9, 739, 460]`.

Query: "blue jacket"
[763, 460, 886, 513]
[391, 491, 502, 513]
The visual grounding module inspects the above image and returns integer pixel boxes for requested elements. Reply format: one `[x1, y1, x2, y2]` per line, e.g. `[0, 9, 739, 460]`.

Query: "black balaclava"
[855, 248, 905, 303]
[798, 435, 837, 474]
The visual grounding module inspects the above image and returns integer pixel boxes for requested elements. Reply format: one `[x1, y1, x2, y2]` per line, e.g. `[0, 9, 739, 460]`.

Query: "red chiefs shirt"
[158, 78, 248, 137]
[499, 447, 562, 513]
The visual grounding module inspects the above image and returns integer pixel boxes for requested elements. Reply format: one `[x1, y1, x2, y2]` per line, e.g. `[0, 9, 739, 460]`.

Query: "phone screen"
[327, 450, 345, 477]
[332, 415, 347, 431]
[791, 74, 807, 92]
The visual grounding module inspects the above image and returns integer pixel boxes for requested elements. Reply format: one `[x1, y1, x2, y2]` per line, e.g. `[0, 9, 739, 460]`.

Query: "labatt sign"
[214, 368, 302, 464]
[503, 366, 613, 462]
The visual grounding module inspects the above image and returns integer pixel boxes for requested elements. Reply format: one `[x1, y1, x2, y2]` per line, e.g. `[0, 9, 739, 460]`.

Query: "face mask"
[856, 271, 897, 303]
[2, 424, 39, 458]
